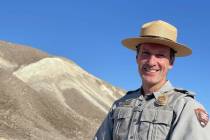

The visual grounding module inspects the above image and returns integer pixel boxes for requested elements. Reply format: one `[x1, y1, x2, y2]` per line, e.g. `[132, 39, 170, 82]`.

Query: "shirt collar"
[139, 81, 174, 100]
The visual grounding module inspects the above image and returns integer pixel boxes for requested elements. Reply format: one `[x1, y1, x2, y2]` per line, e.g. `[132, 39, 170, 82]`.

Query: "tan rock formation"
[0, 41, 125, 140]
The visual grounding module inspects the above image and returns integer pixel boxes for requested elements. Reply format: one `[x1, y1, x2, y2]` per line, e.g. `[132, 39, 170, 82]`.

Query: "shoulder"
[171, 88, 209, 128]
[117, 88, 140, 101]
[172, 88, 208, 119]
[111, 88, 140, 109]
[173, 88, 195, 98]
[170, 88, 207, 114]
[167, 88, 195, 108]
[126, 88, 141, 95]
[176, 96, 209, 128]
[172, 88, 199, 107]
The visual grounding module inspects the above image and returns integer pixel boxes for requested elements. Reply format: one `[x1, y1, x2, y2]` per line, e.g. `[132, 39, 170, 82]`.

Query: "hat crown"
[141, 20, 177, 42]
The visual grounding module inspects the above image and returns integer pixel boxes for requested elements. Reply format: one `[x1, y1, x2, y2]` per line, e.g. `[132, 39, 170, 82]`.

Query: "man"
[94, 20, 210, 140]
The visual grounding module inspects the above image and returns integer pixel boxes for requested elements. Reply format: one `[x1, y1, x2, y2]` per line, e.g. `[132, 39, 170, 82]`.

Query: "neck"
[142, 80, 167, 95]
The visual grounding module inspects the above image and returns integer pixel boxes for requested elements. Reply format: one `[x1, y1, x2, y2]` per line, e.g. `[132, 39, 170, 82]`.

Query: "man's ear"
[136, 55, 139, 64]
[168, 64, 173, 69]
[169, 57, 175, 69]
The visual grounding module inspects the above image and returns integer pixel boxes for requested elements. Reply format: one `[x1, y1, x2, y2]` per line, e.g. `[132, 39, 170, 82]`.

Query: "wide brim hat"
[122, 20, 192, 57]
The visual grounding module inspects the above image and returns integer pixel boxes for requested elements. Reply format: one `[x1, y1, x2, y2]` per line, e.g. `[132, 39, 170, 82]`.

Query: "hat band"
[141, 35, 175, 42]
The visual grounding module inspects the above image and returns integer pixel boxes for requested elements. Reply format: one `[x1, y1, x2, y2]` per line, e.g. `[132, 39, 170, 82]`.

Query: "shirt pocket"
[113, 107, 133, 140]
[138, 109, 173, 140]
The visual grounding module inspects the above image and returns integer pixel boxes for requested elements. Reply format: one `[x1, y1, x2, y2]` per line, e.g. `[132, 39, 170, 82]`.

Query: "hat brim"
[122, 37, 192, 57]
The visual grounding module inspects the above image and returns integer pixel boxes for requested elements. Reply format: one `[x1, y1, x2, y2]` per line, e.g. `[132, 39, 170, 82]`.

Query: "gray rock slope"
[0, 41, 125, 140]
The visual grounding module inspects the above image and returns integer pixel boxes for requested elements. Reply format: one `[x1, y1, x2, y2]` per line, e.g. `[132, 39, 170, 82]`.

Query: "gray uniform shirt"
[94, 81, 210, 140]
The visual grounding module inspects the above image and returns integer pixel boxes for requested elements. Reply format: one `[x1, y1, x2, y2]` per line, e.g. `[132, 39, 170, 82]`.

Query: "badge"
[123, 100, 133, 107]
[155, 94, 168, 106]
[194, 108, 209, 127]
[117, 100, 133, 107]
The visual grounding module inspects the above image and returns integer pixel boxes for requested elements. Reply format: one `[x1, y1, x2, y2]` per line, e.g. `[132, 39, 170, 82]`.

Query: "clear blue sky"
[0, 0, 209, 112]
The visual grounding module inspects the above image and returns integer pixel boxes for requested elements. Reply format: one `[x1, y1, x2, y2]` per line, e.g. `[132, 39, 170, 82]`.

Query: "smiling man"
[94, 20, 210, 140]
[137, 43, 173, 94]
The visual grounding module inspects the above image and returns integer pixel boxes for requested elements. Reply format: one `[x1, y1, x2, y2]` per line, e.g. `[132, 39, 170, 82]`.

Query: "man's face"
[136, 43, 173, 87]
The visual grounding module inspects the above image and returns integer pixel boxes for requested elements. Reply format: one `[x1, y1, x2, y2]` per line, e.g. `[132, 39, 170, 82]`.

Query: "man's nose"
[147, 55, 157, 65]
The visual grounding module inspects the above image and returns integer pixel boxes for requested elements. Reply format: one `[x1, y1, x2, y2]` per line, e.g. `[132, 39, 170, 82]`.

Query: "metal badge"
[155, 94, 168, 106]
[194, 108, 209, 127]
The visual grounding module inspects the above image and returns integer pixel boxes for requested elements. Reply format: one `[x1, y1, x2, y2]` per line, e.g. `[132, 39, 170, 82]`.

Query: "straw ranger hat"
[122, 20, 192, 57]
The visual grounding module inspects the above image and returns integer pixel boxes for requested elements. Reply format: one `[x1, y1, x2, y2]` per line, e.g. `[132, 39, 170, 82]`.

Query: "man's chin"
[142, 80, 158, 86]
[142, 76, 161, 84]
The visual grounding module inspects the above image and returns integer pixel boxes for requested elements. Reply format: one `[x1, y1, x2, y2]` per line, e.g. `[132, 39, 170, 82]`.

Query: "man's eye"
[142, 52, 150, 56]
[156, 54, 165, 58]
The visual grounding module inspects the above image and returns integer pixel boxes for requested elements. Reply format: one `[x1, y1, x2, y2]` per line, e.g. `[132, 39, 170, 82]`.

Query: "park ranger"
[93, 20, 210, 140]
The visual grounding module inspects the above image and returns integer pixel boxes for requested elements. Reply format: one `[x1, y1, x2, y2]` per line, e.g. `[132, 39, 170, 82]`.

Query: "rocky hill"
[0, 41, 125, 140]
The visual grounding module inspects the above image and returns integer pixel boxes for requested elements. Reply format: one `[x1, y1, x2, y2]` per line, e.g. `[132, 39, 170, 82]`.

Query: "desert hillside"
[0, 41, 125, 140]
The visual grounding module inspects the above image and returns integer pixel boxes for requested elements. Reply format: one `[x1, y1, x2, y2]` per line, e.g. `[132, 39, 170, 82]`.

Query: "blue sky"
[0, 0, 209, 112]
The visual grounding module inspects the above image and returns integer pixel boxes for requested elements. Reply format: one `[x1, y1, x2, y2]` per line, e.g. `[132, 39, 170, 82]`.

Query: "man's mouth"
[143, 67, 160, 73]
